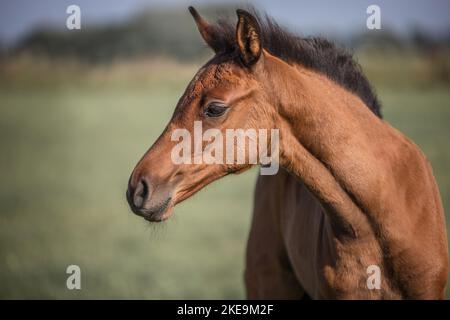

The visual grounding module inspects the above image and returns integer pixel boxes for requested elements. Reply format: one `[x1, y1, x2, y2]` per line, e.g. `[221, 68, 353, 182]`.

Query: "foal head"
[126, 8, 279, 221]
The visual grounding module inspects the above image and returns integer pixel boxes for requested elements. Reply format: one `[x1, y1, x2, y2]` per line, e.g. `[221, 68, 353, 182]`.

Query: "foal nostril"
[133, 178, 151, 209]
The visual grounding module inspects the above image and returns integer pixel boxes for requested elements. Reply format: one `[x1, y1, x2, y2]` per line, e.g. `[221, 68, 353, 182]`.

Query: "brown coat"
[127, 7, 449, 299]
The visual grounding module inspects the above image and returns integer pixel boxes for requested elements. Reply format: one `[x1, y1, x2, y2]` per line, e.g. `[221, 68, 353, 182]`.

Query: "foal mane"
[209, 10, 382, 118]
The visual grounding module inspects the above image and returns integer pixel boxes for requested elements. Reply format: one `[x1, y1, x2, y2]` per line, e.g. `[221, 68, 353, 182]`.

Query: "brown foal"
[126, 7, 448, 299]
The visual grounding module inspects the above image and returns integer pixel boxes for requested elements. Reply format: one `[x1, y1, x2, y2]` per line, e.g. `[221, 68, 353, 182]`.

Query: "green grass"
[0, 59, 449, 299]
[0, 72, 257, 299]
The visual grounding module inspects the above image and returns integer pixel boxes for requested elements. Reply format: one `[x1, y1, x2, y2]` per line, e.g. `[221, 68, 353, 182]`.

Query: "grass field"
[0, 57, 449, 299]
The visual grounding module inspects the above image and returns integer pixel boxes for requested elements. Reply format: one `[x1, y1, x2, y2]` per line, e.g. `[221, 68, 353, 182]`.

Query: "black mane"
[211, 11, 382, 118]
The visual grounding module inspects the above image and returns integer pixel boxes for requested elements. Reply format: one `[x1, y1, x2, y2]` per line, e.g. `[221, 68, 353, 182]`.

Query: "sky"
[0, 0, 449, 45]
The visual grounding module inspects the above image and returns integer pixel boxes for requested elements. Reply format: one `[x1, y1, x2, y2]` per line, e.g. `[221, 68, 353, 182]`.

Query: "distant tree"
[13, 6, 235, 63]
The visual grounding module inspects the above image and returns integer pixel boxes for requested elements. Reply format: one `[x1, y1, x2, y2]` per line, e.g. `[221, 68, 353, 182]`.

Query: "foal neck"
[263, 53, 383, 238]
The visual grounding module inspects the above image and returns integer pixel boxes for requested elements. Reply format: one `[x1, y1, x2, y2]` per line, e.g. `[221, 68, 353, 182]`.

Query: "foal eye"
[204, 102, 229, 118]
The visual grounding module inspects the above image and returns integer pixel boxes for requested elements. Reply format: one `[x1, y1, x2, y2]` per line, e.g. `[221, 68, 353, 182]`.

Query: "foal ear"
[236, 9, 263, 66]
[189, 6, 220, 53]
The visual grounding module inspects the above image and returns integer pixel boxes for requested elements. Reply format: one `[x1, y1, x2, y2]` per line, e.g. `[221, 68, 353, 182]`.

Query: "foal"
[127, 7, 448, 299]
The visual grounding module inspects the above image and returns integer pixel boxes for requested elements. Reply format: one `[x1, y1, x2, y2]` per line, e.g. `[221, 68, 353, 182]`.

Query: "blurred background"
[0, 0, 449, 299]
